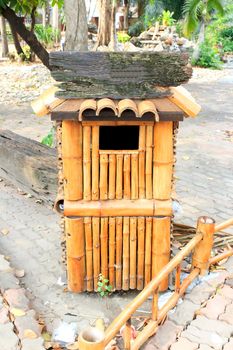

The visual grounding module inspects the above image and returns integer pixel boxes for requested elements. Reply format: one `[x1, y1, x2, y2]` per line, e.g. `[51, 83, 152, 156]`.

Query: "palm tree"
[183, 0, 224, 59]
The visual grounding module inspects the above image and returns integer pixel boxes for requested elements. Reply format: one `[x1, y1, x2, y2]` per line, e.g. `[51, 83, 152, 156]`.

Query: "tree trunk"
[0, 130, 56, 204]
[109, 1, 117, 51]
[9, 21, 24, 56]
[1, 6, 50, 69]
[123, 0, 129, 31]
[95, 0, 112, 48]
[192, 20, 205, 62]
[64, 0, 88, 51]
[138, 0, 145, 18]
[0, 16, 9, 57]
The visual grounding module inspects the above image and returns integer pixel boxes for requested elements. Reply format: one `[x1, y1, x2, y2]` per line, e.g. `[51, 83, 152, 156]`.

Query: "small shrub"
[35, 24, 60, 47]
[128, 20, 144, 37]
[159, 10, 176, 27]
[117, 31, 131, 43]
[41, 128, 54, 147]
[194, 41, 222, 69]
[97, 274, 112, 297]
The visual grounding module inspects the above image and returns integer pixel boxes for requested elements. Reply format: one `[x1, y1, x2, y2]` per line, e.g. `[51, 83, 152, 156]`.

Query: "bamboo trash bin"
[32, 51, 201, 293]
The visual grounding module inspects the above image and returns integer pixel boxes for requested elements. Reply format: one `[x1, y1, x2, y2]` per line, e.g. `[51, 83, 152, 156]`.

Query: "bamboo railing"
[78, 216, 233, 350]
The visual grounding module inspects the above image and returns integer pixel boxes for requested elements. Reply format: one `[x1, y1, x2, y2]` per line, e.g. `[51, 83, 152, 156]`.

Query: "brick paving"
[0, 67, 232, 348]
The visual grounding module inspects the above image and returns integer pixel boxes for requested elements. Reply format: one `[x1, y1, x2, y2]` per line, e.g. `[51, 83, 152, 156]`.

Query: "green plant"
[117, 31, 131, 43]
[97, 274, 112, 297]
[193, 40, 222, 69]
[34, 24, 60, 47]
[128, 20, 144, 37]
[159, 10, 176, 26]
[41, 128, 54, 147]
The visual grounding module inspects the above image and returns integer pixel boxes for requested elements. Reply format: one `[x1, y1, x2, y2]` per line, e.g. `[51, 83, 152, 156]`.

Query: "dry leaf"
[95, 318, 105, 331]
[11, 308, 26, 317]
[42, 332, 51, 342]
[24, 329, 37, 339]
[14, 269, 25, 278]
[1, 228, 9, 235]
[67, 342, 79, 350]
[182, 155, 190, 161]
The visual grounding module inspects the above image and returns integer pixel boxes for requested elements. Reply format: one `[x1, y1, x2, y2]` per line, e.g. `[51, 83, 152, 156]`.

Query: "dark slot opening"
[99, 126, 139, 150]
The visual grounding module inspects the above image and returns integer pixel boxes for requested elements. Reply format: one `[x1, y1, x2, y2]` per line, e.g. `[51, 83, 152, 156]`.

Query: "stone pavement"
[0, 65, 233, 348]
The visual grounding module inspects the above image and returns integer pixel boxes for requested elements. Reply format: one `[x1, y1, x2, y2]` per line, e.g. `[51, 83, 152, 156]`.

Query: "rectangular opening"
[99, 125, 139, 150]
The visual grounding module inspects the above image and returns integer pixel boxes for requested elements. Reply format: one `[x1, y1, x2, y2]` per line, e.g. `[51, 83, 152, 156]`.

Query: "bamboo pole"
[66, 217, 85, 292]
[130, 217, 137, 289]
[153, 122, 173, 200]
[83, 126, 91, 200]
[175, 264, 181, 292]
[152, 217, 170, 291]
[93, 217, 100, 291]
[209, 249, 233, 265]
[109, 217, 116, 289]
[84, 217, 93, 292]
[79, 327, 105, 350]
[145, 126, 153, 199]
[123, 319, 132, 350]
[92, 126, 99, 200]
[116, 217, 123, 290]
[116, 154, 123, 199]
[104, 234, 202, 345]
[124, 155, 131, 199]
[145, 217, 152, 286]
[139, 126, 146, 199]
[63, 199, 172, 217]
[101, 218, 109, 278]
[192, 216, 215, 275]
[100, 154, 108, 200]
[137, 217, 145, 290]
[151, 288, 158, 321]
[62, 121, 82, 200]
[109, 154, 116, 199]
[131, 268, 200, 350]
[214, 218, 233, 233]
[131, 153, 139, 200]
[123, 217, 130, 291]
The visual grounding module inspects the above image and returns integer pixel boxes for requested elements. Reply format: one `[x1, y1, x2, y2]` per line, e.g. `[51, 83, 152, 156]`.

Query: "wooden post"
[151, 288, 158, 321]
[123, 319, 132, 350]
[109, 154, 116, 199]
[139, 126, 146, 199]
[62, 121, 82, 200]
[175, 264, 181, 292]
[84, 217, 93, 292]
[109, 217, 116, 289]
[131, 153, 139, 200]
[79, 327, 105, 350]
[137, 217, 145, 290]
[83, 126, 91, 200]
[145, 126, 153, 199]
[116, 217, 123, 290]
[153, 122, 173, 200]
[124, 155, 131, 199]
[100, 154, 108, 200]
[116, 155, 123, 199]
[92, 126, 99, 200]
[144, 217, 152, 285]
[93, 217, 100, 291]
[130, 217, 137, 289]
[66, 217, 85, 292]
[101, 218, 109, 278]
[192, 216, 215, 275]
[152, 217, 170, 291]
[123, 217, 130, 290]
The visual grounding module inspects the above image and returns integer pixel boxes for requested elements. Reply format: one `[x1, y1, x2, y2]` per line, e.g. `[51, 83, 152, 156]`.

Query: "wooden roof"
[31, 86, 201, 122]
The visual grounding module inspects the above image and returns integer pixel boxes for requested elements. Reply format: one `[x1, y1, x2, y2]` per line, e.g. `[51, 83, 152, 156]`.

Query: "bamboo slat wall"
[62, 121, 174, 292]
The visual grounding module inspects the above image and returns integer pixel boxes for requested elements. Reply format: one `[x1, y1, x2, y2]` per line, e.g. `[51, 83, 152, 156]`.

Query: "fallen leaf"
[182, 155, 190, 161]
[14, 269, 25, 278]
[42, 332, 51, 342]
[24, 329, 37, 339]
[67, 342, 79, 350]
[1, 228, 9, 235]
[95, 318, 105, 331]
[11, 308, 26, 317]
